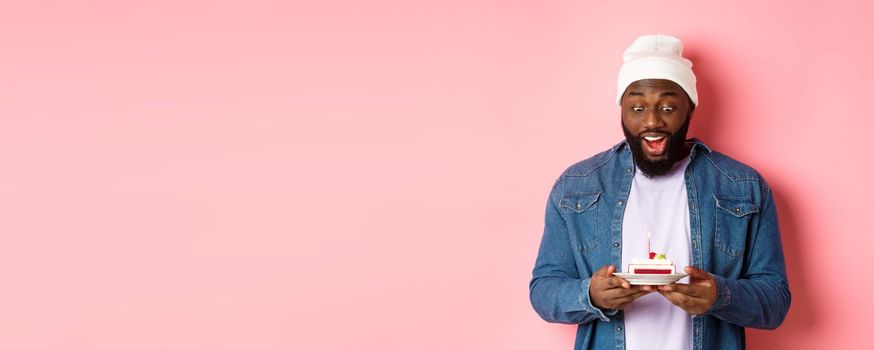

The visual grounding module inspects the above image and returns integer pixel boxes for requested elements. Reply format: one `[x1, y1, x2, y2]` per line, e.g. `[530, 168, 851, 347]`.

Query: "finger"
[610, 292, 645, 308]
[614, 293, 648, 308]
[604, 276, 631, 289]
[626, 289, 651, 300]
[612, 295, 639, 307]
[660, 288, 710, 306]
[613, 300, 633, 310]
[607, 265, 626, 288]
[600, 287, 630, 302]
[658, 283, 696, 296]
[591, 271, 626, 292]
[604, 286, 650, 300]
[684, 267, 715, 288]
[657, 289, 690, 307]
[607, 288, 654, 309]
[627, 285, 651, 292]
[658, 289, 710, 314]
[666, 282, 714, 298]
[613, 288, 648, 298]
[691, 280, 713, 289]
[631, 285, 656, 294]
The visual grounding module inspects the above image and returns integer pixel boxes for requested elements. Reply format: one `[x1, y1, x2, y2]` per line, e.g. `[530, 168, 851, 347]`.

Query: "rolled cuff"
[582, 278, 618, 321]
[706, 273, 731, 314]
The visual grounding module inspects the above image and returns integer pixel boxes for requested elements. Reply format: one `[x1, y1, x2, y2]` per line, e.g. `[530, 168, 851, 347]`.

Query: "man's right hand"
[589, 265, 651, 310]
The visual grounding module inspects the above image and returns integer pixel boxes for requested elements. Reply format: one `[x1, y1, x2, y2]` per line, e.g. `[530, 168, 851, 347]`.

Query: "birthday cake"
[627, 252, 675, 274]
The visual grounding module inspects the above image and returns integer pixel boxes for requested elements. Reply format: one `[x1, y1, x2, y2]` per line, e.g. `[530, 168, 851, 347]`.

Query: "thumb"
[684, 266, 710, 280]
[594, 265, 613, 277]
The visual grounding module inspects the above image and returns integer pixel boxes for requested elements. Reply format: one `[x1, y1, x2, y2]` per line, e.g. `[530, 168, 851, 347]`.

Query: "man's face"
[620, 79, 694, 177]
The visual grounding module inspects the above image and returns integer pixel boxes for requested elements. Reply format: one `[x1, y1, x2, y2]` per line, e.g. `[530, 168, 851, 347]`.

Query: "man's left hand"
[652, 266, 717, 315]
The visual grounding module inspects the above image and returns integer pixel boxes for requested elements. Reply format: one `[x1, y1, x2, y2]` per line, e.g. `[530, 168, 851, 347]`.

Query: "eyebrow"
[627, 91, 679, 97]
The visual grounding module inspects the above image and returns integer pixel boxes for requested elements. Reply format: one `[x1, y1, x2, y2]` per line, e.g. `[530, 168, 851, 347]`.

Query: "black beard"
[622, 116, 691, 178]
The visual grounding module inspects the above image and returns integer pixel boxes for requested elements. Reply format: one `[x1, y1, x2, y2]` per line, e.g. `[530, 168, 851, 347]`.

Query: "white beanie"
[616, 34, 698, 107]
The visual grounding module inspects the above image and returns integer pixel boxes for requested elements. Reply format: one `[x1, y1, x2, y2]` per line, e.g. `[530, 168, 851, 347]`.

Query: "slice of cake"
[627, 253, 675, 274]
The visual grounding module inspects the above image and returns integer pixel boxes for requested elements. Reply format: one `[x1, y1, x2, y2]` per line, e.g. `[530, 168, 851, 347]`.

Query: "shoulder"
[562, 147, 619, 177]
[696, 146, 770, 193]
[551, 141, 624, 189]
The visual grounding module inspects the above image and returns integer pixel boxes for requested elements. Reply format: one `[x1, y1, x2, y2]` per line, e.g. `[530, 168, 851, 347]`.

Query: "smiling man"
[529, 35, 790, 350]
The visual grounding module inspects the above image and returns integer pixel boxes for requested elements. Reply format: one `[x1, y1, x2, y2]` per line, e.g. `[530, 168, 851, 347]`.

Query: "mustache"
[636, 129, 672, 137]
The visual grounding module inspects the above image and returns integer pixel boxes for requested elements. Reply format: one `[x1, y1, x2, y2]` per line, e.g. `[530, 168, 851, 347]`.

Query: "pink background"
[1, 1, 872, 349]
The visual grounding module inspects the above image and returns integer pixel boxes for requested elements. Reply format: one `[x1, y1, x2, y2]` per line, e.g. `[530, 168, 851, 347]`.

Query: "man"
[528, 34, 790, 350]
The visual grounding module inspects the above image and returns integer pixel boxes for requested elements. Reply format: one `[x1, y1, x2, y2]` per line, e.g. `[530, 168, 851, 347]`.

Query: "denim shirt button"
[616, 327, 623, 332]
[626, 168, 632, 173]
[617, 200, 623, 206]
[613, 243, 619, 248]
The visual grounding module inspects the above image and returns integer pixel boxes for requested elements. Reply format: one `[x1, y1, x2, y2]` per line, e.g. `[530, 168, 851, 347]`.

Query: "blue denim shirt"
[529, 139, 790, 350]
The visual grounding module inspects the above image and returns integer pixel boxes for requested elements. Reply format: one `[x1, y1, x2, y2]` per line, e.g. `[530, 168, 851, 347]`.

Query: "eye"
[632, 106, 645, 113]
[660, 106, 675, 112]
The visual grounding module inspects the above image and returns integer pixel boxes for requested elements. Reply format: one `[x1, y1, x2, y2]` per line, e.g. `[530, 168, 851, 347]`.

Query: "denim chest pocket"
[713, 196, 759, 257]
[559, 192, 601, 253]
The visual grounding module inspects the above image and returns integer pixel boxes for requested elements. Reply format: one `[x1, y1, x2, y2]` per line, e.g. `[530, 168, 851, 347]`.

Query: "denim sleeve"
[529, 179, 614, 324]
[705, 186, 791, 329]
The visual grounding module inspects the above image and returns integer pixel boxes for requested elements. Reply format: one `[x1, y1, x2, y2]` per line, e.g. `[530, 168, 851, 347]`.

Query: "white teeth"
[643, 136, 665, 141]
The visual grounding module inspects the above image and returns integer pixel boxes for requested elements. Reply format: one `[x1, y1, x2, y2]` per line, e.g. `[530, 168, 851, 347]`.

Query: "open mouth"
[641, 134, 669, 156]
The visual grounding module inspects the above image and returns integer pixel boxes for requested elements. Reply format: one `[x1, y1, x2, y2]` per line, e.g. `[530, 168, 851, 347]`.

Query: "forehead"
[624, 79, 685, 97]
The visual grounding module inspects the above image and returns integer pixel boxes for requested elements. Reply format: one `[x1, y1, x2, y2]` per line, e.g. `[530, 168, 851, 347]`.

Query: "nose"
[642, 109, 665, 129]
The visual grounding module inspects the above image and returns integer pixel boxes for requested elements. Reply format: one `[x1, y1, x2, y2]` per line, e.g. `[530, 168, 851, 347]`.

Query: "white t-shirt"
[621, 156, 692, 350]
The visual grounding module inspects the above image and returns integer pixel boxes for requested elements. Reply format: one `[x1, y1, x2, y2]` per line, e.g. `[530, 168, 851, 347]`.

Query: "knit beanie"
[616, 34, 698, 106]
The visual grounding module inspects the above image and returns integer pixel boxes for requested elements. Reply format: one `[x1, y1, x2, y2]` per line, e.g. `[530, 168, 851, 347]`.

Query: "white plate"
[612, 272, 688, 285]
